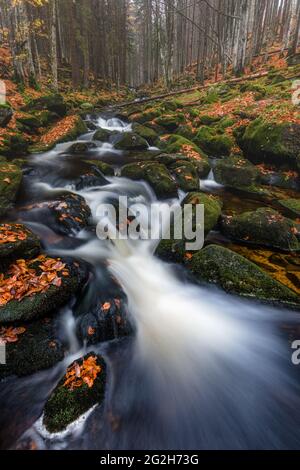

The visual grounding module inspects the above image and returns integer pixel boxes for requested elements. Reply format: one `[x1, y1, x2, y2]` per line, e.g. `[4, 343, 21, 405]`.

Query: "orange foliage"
[64, 355, 102, 390]
[40, 115, 78, 145]
[0, 326, 26, 344]
[0, 224, 28, 244]
[0, 256, 69, 307]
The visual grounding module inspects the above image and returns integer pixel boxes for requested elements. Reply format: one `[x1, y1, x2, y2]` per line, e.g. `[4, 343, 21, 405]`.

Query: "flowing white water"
[9, 114, 300, 450]
[97, 116, 132, 132]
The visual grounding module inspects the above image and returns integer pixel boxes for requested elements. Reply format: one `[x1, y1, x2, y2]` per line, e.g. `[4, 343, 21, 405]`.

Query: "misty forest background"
[0, 0, 300, 91]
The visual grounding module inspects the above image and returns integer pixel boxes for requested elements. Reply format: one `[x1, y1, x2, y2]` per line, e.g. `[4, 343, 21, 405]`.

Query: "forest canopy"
[0, 0, 300, 89]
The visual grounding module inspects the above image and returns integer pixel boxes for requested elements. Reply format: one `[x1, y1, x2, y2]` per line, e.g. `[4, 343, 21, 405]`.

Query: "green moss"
[155, 238, 186, 264]
[169, 160, 199, 192]
[194, 126, 233, 157]
[43, 354, 106, 433]
[0, 162, 22, 216]
[214, 156, 259, 188]
[237, 118, 300, 169]
[121, 161, 177, 198]
[278, 198, 300, 217]
[93, 128, 116, 141]
[0, 132, 29, 157]
[155, 114, 183, 131]
[190, 244, 299, 307]
[199, 115, 221, 126]
[114, 132, 148, 150]
[131, 123, 158, 145]
[182, 192, 222, 234]
[221, 208, 300, 252]
[174, 124, 194, 140]
[23, 93, 67, 117]
[86, 160, 114, 176]
[0, 316, 65, 379]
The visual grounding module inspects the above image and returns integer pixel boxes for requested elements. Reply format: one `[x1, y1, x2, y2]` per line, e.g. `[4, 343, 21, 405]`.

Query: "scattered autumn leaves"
[0, 255, 69, 307]
[0, 224, 28, 244]
[0, 326, 26, 345]
[64, 355, 102, 390]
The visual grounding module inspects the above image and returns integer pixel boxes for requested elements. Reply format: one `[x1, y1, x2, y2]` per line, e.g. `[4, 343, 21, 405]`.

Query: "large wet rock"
[19, 193, 91, 235]
[236, 118, 300, 169]
[114, 132, 148, 151]
[77, 297, 132, 346]
[0, 223, 40, 264]
[0, 104, 13, 127]
[22, 93, 67, 117]
[213, 156, 259, 189]
[43, 353, 106, 433]
[190, 244, 300, 308]
[0, 316, 65, 379]
[183, 192, 222, 234]
[131, 122, 158, 145]
[86, 160, 114, 177]
[278, 198, 300, 218]
[67, 141, 98, 154]
[93, 128, 117, 142]
[121, 162, 177, 198]
[0, 256, 87, 323]
[194, 126, 233, 157]
[256, 165, 299, 191]
[169, 160, 199, 192]
[0, 162, 22, 216]
[221, 208, 300, 252]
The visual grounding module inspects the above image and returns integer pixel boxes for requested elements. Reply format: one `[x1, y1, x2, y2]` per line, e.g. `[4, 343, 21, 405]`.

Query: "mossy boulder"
[0, 162, 22, 216]
[114, 132, 148, 151]
[67, 141, 97, 154]
[213, 156, 259, 188]
[199, 115, 221, 126]
[43, 353, 106, 433]
[133, 108, 161, 124]
[237, 118, 300, 169]
[176, 124, 195, 140]
[23, 93, 67, 117]
[194, 126, 233, 157]
[278, 199, 300, 218]
[155, 238, 186, 264]
[80, 102, 94, 113]
[131, 123, 158, 145]
[183, 192, 222, 234]
[221, 208, 300, 252]
[256, 165, 299, 190]
[0, 316, 66, 379]
[155, 114, 183, 132]
[86, 160, 114, 176]
[0, 104, 13, 127]
[0, 132, 29, 156]
[0, 257, 87, 324]
[169, 160, 199, 192]
[190, 244, 299, 307]
[0, 223, 40, 264]
[121, 162, 177, 198]
[93, 128, 116, 142]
